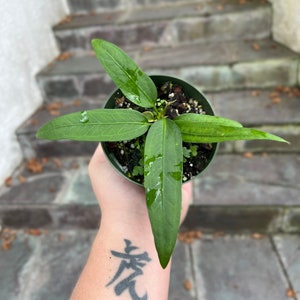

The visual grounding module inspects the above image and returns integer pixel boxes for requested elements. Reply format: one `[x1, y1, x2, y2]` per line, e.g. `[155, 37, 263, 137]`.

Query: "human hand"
[88, 144, 192, 225]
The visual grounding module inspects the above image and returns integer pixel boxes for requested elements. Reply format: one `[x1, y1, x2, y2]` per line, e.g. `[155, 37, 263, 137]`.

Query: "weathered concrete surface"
[193, 154, 300, 206]
[0, 153, 299, 232]
[67, 0, 267, 15]
[55, 1, 271, 52]
[269, 0, 300, 53]
[273, 234, 300, 293]
[0, 232, 35, 299]
[17, 87, 300, 159]
[0, 174, 65, 205]
[0, 230, 95, 300]
[1, 1, 299, 297]
[169, 241, 196, 299]
[37, 39, 299, 100]
[1, 231, 299, 300]
[190, 235, 294, 300]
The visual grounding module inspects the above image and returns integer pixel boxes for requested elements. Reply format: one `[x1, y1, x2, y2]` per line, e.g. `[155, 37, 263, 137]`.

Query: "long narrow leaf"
[36, 109, 150, 141]
[174, 114, 289, 143]
[175, 113, 243, 128]
[180, 126, 289, 143]
[92, 39, 157, 108]
[144, 118, 183, 268]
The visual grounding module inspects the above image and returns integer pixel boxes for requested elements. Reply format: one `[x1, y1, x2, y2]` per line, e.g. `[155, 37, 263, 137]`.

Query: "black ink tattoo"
[107, 239, 151, 300]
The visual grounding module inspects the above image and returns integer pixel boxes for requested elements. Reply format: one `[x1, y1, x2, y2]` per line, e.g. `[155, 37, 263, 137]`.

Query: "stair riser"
[55, 7, 271, 54]
[174, 58, 299, 91]
[67, 0, 126, 15]
[2, 151, 300, 231]
[18, 81, 300, 159]
[67, 0, 216, 15]
[17, 134, 98, 160]
[37, 57, 299, 100]
[182, 206, 300, 233]
[1, 203, 300, 233]
[37, 74, 115, 101]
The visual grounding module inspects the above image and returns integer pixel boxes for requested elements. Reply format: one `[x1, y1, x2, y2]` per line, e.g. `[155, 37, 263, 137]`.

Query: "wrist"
[100, 206, 152, 236]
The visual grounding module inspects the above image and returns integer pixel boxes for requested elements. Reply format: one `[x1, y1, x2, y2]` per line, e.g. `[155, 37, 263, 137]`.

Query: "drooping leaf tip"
[265, 132, 290, 144]
[91, 38, 100, 46]
[158, 253, 171, 269]
[280, 138, 290, 144]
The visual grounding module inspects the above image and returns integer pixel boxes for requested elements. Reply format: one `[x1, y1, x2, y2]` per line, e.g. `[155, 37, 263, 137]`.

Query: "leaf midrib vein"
[103, 47, 152, 105]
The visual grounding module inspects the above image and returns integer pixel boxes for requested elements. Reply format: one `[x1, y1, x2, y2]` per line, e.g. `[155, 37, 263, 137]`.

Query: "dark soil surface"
[104, 81, 216, 184]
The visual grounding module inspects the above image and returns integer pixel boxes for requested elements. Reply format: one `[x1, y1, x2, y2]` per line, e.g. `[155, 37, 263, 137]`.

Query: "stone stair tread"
[37, 37, 299, 98]
[17, 100, 105, 135]
[16, 88, 300, 159]
[18, 88, 300, 136]
[193, 153, 300, 206]
[139, 39, 298, 69]
[39, 39, 297, 77]
[209, 88, 300, 125]
[54, 0, 271, 53]
[1, 230, 298, 300]
[0, 153, 299, 231]
[16, 101, 103, 159]
[55, 0, 269, 30]
[6, 0, 300, 235]
[0, 153, 298, 206]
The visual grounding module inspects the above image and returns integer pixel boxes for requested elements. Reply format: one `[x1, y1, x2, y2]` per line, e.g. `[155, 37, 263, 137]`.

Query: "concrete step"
[67, 0, 228, 15]
[0, 153, 299, 233]
[16, 88, 300, 159]
[37, 39, 299, 101]
[55, 0, 272, 54]
[0, 229, 299, 300]
[13, 89, 300, 231]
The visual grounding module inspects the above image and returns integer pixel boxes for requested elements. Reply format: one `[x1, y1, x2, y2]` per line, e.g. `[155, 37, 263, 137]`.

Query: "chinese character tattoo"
[107, 239, 151, 300]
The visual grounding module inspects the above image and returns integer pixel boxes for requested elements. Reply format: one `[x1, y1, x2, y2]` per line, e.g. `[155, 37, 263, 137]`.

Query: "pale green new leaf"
[36, 109, 151, 141]
[174, 114, 289, 143]
[92, 39, 157, 108]
[144, 118, 183, 268]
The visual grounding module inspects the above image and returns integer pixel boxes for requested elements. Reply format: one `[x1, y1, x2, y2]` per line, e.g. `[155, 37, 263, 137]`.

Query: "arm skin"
[70, 144, 192, 300]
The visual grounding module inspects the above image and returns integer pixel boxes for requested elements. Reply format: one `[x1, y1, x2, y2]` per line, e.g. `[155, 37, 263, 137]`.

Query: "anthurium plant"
[36, 39, 288, 268]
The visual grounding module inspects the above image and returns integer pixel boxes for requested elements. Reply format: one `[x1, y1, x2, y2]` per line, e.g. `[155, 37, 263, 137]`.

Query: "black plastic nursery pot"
[102, 75, 218, 186]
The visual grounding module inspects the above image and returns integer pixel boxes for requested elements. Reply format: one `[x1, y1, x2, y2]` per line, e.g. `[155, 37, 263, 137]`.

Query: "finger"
[182, 181, 193, 203]
[90, 143, 106, 165]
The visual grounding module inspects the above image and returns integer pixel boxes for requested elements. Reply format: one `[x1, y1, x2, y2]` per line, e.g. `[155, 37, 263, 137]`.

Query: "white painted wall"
[269, 0, 300, 53]
[0, 0, 69, 185]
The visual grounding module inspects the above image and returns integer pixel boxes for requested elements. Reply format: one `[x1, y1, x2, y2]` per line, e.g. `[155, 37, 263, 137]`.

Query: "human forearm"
[70, 145, 191, 300]
[70, 212, 171, 300]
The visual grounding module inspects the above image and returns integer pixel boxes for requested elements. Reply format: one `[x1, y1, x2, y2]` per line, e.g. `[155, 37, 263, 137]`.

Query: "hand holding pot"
[88, 143, 192, 225]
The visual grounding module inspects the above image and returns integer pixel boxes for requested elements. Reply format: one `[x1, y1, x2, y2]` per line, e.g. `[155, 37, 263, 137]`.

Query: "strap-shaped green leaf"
[174, 114, 289, 143]
[144, 118, 183, 268]
[36, 109, 150, 141]
[92, 39, 157, 108]
[175, 113, 243, 128]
